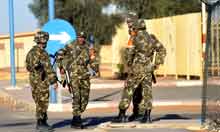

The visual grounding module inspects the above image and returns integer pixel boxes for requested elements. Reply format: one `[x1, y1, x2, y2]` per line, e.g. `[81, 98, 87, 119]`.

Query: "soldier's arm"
[25, 50, 34, 72]
[89, 59, 99, 74]
[124, 36, 135, 66]
[56, 43, 73, 69]
[84, 47, 98, 76]
[154, 40, 166, 66]
[127, 34, 142, 66]
[43, 52, 58, 84]
[83, 47, 91, 66]
[89, 47, 101, 73]
[25, 48, 42, 72]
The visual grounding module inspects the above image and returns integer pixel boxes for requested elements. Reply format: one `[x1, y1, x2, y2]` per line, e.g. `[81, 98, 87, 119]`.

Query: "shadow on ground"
[63, 90, 121, 103]
[52, 116, 114, 129]
[52, 114, 192, 129]
[153, 114, 191, 122]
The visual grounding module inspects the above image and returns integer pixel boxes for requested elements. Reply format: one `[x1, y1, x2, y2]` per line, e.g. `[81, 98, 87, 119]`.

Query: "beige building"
[0, 32, 35, 72]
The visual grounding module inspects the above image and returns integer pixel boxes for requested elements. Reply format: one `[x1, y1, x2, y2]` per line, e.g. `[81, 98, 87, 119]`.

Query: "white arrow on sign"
[49, 32, 71, 44]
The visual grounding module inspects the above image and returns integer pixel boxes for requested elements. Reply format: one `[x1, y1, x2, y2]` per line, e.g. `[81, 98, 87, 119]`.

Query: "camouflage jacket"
[124, 34, 136, 66]
[26, 45, 57, 84]
[128, 30, 166, 74]
[56, 41, 95, 79]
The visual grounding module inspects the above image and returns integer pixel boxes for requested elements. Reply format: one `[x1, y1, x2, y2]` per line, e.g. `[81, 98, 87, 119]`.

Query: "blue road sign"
[42, 19, 77, 56]
[42, 19, 76, 103]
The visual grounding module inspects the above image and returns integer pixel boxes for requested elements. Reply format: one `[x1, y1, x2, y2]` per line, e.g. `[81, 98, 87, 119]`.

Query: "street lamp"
[201, 0, 220, 125]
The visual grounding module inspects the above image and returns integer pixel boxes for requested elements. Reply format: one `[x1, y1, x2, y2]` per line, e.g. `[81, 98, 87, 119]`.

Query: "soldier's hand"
[88, 68, 96, 76]
[53, 82, 58, 91]
[90, 55, 95, 60]
[34, 62, 43, 71]
[153, 64, 159, 70]
[60, 68, 65, 75]
[150, 63, 158, 71]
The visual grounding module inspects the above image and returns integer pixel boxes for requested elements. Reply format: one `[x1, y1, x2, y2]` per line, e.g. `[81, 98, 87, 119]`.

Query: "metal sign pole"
[201, 0, 220, 125]
[8, 0, 16, 87]
[48, 0, 57, 104]
[49, 0, 55, 20]
[201, 5, 212, 124]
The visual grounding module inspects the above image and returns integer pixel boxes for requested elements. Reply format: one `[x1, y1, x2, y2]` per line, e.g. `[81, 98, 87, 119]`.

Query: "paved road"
[0, 79, 210, 132]
[66, 84, 220, 103]
[0, 104, 104, 132]
[0, 104, 201, 132]
[62, 86, 204, 103]
[2, 79, 220, 103]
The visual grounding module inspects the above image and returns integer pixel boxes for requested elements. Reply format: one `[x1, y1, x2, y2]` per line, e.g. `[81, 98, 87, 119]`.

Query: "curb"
[48, 100, 201, 112]
[90, 79, 220, 90]
[95, 120, 206, 132]
[8, 79, 220, 91]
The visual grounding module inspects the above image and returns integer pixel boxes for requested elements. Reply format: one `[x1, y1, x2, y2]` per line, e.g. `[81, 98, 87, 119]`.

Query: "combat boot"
[42, 113, 53, 130]
[112, 109, 127, 123]
[141, 109, 152, 123]
[128, 108, 139, 122]
[36, 119, 54, 132]
[70, 116, 83, 129]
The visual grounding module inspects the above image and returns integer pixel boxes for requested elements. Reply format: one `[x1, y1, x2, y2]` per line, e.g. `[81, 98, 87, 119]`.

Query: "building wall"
[0, 33, 35, 71]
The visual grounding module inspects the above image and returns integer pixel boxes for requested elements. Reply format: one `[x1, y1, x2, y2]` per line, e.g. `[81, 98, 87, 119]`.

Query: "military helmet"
[34, 31, 49, 44]
[77, 31, 86, 38]
[133, 19, 146, 30]
[126, 12, 138, 22]
[126, 12, 138, 28]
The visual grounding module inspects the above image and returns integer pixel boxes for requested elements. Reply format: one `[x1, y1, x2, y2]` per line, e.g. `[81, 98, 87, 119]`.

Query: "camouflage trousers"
[30, 80, 49, 120]
[132, 85, 143, 114]
[70, 78, 90, 116]
[119, 73, 153, 111]
[125, 67, 143, 114]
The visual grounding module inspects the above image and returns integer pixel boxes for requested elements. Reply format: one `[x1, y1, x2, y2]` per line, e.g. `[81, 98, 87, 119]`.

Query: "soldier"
[115, 19, 166, 123]
[123, 12, 144, 122]
[26, 31, 58, 131]
[127, 12, 146, 122]
[56, 31, 96, 129]
[88, 35, 100, 77]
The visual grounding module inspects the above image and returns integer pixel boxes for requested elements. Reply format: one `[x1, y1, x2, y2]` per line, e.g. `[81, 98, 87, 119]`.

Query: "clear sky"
[0, 0, 38, 35]
[0, 1, 118, 35]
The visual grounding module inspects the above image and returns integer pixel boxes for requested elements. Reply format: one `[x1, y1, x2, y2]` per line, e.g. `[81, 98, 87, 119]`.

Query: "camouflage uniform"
[57, 32, 96, 128]
[117, 19, 166, 123]
[26, 31, 57, 131]
[89, 46, 100, 77]
[57, 40, 92, 116]
[125, 12, 143, 119]
[123, 31, 144, 119]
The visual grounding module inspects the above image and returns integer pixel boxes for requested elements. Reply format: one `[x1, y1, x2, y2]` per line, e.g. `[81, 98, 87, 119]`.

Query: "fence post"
[211, 22, 215, 76]
[216, 23, 220, 75]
